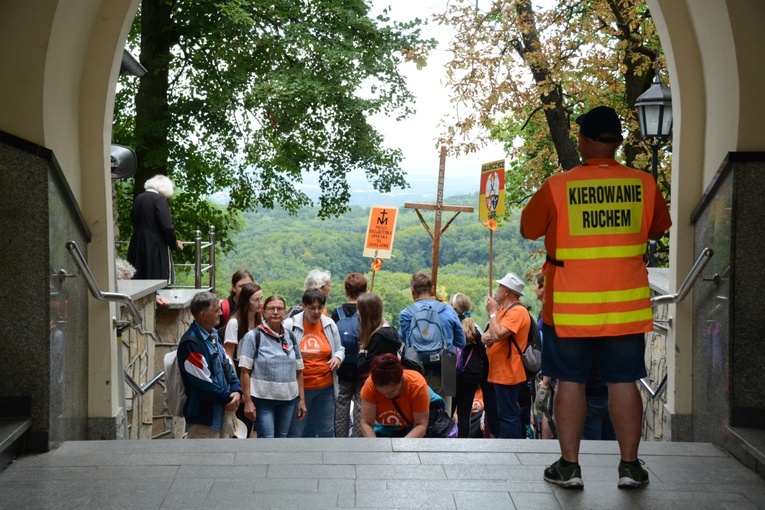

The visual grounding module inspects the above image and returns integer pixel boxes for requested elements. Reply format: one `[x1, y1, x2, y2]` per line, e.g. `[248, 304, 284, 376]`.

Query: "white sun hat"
[496, 273, 525, 297]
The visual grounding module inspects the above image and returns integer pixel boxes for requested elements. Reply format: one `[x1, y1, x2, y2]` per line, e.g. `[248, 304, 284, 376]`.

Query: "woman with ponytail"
[451, 293, 498, 438]
[355, 293, 403, 374]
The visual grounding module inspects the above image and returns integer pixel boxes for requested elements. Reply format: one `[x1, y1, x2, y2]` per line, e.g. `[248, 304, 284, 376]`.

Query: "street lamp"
[635, 75, 672, 267]
[635, 75, 673, 180]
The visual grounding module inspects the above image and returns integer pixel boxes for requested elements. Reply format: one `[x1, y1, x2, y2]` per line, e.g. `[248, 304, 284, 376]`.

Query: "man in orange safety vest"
[521, 106, 671, 490]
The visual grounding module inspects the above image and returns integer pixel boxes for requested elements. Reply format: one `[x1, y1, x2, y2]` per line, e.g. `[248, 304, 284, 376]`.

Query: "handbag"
[390, 396, 457, 438]
[426, 407, 458, 438]
[398, 344, 425, 375]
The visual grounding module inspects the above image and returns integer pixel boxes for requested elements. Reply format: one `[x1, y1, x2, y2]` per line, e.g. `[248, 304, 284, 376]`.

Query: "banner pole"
[489, 228, 494, 296]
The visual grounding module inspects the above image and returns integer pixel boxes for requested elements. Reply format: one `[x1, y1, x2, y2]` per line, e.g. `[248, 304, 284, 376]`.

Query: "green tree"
[437, 0, 666, 204]
[114, 0, 435, 252]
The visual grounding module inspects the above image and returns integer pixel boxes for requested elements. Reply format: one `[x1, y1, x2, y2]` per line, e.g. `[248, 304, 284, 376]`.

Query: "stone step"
[0, 417, 32, 472]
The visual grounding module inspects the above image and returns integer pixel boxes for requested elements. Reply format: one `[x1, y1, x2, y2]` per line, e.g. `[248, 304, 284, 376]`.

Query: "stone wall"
[0, 132, 90, 451]
[118, 285, 205, 440]
[121, 292, 160, 440]
[153, 290, 200, 439]
[643, 268, 670, 442]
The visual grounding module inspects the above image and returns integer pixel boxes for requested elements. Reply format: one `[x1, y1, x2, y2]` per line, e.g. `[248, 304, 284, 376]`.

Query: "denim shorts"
[541, 323, 647, 383]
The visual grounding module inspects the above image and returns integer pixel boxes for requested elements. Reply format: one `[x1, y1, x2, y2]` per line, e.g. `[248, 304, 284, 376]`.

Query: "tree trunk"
[605, 0, 658, 170]
[514, 1, 580, 171]
[134, 0, 174, 199]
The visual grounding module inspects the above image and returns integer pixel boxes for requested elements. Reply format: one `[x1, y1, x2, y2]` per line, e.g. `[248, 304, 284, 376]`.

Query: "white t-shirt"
[223, 317, 241, 360]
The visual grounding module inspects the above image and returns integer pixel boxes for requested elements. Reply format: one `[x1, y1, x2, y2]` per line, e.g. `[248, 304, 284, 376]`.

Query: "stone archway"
[1, 0, 764, 450]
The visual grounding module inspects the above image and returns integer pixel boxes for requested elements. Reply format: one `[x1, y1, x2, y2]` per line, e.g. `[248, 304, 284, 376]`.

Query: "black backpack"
[505, 302, 542, 379]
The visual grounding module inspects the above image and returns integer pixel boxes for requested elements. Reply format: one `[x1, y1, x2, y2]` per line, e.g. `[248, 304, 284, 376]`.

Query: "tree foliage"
[113, 0, 435, 253]
[436, 0, 668, 205]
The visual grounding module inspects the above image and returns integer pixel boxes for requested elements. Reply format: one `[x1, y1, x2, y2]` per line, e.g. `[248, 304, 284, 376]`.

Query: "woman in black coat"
[127, 174, 183, 282]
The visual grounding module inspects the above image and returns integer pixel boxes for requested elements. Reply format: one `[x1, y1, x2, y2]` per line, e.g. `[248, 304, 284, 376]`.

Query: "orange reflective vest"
[547, 162, 657, 337]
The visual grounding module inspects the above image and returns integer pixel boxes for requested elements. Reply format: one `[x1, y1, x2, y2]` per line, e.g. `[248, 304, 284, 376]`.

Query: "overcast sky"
[293, 1, 508, 205]
[366, 0, 505, 198]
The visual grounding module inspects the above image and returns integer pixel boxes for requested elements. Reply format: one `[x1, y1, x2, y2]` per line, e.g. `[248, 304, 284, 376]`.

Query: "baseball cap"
[576, 106, 623, 143]
[496, 273, 525, 297]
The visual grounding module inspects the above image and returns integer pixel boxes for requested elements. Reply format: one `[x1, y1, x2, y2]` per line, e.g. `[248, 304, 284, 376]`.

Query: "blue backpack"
[336, 307, 360, 363]
[406, 301, 446, 357]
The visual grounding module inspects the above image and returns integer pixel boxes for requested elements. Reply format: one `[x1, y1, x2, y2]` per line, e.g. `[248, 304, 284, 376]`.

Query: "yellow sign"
[363, 206, 399, 259]
[566, 178, 644, 236]
[479, 159, 506, 220]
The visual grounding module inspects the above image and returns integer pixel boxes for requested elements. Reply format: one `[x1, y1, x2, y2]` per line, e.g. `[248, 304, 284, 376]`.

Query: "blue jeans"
[252, 397, 296, 438]
[288, 384, 335, 438]
[582, 396, 616, 440]
[494, 382, 524, 439]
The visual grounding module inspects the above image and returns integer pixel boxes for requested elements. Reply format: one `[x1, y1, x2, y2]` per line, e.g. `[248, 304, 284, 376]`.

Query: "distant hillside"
[210, 193, 545, 326]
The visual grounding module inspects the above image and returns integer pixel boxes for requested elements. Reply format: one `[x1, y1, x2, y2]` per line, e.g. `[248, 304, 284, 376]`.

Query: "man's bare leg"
[553, 380, 586, 462]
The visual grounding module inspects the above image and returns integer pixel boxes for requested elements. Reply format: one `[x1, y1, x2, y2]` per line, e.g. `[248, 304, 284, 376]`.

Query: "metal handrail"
[184, 227, 216, 289]
[641, 247, 715, 400]
[651, 247, 714, 306]
[639, 374, 668, 400]
[124, 370, 165, 396]
[66, 241, 143, 328]
[120, 225, 216, 290]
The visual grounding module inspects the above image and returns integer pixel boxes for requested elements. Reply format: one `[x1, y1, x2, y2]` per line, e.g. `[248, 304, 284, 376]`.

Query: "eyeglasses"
[265, 306, 285, 313]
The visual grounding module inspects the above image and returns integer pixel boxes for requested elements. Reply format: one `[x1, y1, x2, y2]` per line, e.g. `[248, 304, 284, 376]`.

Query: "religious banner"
[479, 159, 506, 221]
[363, 206, 399, 259]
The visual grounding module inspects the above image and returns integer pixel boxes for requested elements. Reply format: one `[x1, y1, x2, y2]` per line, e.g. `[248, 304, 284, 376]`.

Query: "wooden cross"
[405, 146, 474, 291]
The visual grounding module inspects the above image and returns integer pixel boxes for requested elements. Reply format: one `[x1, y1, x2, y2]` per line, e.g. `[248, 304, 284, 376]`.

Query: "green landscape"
[203, 193, 545, 328]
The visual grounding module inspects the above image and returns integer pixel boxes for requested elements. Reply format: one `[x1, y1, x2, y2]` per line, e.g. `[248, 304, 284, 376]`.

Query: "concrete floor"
[0, 438, 763, 509]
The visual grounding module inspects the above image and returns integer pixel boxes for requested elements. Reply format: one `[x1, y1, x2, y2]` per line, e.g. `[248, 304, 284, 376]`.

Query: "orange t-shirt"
[486, 304, 529, 385]
[299, 320, 333, 390]
[472, 387, 484, 414]
[361, 370, 430, 428]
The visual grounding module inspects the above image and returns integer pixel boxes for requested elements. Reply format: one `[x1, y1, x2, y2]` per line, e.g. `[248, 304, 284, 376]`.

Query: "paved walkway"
[0, 438, 763, 509]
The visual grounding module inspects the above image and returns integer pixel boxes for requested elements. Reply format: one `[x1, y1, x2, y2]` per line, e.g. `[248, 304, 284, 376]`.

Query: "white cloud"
[367, 0, 505, 198]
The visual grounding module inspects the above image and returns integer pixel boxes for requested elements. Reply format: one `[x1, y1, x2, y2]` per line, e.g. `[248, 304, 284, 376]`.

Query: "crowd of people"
[145, 106, 671, 491]
[175, 268, 546, 441]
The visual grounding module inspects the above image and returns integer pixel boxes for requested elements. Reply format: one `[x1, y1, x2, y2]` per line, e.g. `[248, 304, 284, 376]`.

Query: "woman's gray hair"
[144, 174, 175, 198]
[304, 269, 331, 290]
[115, 258, 136, 280]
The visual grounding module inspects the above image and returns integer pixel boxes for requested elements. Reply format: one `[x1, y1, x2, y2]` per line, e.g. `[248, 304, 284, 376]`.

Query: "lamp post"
[635, 75, 672, 267]
[635, 75, 673, 180]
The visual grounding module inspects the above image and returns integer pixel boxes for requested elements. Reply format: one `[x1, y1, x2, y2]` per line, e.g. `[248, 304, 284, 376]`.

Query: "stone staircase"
[0, 397, 32, 472]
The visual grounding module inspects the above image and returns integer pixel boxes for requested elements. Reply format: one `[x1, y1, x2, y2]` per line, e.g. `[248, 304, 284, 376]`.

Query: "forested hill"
[214, 192, 545, 327]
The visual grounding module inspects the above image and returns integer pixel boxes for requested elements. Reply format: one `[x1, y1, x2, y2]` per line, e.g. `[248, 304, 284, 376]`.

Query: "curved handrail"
[66, 241, 143, 328]
[642, 247, 714, 400]
[639, 374, 668, 400]
[651, 247, 714, 306]
[124, 370, 165, 396]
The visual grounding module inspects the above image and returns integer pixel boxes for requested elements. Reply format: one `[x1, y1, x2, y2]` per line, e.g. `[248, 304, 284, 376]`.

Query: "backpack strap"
[508, 336, 524, 359]
[253, 328, 262, 359]
[504, 302, 526, 359]
[336, 306, 346, 320]
[390, 397, 413, 428]
[221, 298, 230, 323]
